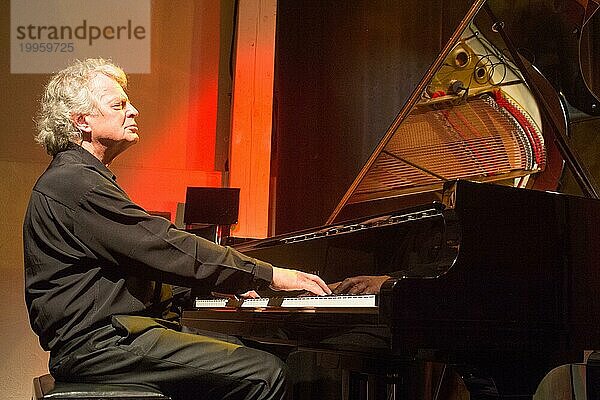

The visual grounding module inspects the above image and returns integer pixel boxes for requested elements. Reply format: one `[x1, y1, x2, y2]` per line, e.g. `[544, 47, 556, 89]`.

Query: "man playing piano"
[23, 58, 330, 400]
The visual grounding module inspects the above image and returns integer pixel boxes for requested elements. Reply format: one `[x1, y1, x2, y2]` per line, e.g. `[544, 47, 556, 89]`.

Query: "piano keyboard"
[194, 294, 377, 309]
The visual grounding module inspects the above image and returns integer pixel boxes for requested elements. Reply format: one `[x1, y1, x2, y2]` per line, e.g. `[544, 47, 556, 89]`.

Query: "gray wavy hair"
[36, 58, 127, 156]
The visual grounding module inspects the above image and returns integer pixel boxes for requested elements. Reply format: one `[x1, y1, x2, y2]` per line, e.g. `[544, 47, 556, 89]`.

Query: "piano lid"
[326, 0, 578, 224]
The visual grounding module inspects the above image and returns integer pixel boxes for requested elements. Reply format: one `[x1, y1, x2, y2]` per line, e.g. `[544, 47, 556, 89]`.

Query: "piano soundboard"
[194, 294, 378, 309]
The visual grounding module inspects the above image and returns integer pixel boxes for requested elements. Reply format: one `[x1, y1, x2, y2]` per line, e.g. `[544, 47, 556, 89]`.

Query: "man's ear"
[71, 113, 92, 134]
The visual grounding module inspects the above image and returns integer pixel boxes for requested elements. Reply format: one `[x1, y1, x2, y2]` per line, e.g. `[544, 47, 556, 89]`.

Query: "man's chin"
[126, 134, 140, 145]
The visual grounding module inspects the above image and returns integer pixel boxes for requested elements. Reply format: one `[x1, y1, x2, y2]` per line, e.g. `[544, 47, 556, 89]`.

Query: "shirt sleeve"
[72, 175, 273, 293]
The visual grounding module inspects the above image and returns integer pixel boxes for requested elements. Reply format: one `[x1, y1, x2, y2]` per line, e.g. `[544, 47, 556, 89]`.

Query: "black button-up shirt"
[23, 143, 272, 352]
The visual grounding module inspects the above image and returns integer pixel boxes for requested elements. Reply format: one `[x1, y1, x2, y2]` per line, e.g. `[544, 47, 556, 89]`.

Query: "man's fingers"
[301, 272, 331, 295]
[348, 282, 366, 294]
[239, 290, 260, 299]
[314, 275, 332, 295]
[331, 275, 391, 295]
[333, 278, 357, 294]
[270, 266, 331, 295]
[307, 282, 327, 296]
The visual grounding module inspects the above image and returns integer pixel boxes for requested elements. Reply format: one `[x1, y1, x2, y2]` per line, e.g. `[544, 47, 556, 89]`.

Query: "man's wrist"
[252, 259, 273, 290]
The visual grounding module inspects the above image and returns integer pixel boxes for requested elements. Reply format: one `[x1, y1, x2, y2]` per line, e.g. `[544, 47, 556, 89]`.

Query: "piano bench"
[32, 374, 171, 400]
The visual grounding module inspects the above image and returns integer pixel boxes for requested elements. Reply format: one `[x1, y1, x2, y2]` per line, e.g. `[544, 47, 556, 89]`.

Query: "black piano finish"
[380, 180, 600, 395]
[382, 179, 570, 352]
[233, 200, 449, 285]
[182, 180, 600, 397]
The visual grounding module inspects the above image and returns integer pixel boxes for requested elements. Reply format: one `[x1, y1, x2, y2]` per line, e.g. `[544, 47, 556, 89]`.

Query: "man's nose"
[127, 103, 139, 117]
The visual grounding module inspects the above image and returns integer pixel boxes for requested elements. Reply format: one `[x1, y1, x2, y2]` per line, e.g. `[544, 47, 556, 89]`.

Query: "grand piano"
[181, 1, 600, 398]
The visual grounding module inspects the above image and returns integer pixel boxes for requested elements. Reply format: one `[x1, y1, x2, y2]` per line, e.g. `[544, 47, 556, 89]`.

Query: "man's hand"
[270, 266, 332, 296]
[239, 290, 260, 299]
[330, 275, 391, 295]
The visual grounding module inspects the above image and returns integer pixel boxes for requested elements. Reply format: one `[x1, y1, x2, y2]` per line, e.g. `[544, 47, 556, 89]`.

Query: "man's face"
[85, 73, 139, 158]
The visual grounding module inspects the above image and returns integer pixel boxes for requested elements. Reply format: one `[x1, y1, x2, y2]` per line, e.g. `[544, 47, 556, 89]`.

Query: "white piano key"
[194, 298, 230, 308]
[194, 294, 377, 309]
[240, 298, 270, 308]
[279, 295, 376, 308]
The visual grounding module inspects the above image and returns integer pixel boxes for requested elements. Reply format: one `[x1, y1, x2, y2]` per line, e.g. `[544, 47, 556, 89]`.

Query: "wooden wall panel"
[229, 0, 277, 238]
[272, 0, 474, 234]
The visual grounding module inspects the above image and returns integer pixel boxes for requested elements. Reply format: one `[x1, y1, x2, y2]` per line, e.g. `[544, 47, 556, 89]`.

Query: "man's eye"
[113, 100, 127, 110]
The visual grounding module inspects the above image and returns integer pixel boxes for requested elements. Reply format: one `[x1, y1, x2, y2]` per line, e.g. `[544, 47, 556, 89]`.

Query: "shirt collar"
[63, 142, 118, 182]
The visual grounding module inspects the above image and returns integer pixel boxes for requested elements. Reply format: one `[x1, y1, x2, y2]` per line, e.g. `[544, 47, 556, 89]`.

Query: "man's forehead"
[89, 73, 127, 99]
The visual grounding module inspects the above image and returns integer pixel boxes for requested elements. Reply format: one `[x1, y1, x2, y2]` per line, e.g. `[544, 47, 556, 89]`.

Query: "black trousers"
[49, 315, 287, 400]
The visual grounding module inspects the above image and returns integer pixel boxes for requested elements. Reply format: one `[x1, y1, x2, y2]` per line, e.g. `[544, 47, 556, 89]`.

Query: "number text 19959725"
[19, 42, 74, 53]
